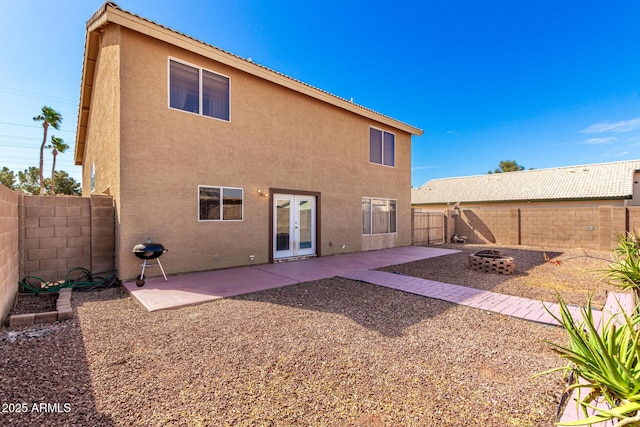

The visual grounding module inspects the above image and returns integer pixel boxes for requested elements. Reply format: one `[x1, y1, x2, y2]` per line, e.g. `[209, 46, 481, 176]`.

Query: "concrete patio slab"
[122, 246, 459, 311]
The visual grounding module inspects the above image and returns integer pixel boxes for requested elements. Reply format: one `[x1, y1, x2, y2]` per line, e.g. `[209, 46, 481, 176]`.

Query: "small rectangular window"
[362, 197, 397, 235]
[383, 132, 395, 167]
[170, 60, 199, 113]
[199, 186, 243, 221]
[222, 188, 243, 220]
[170, 59, 230, 121]
[369, 127, 395, 167]
[369, 128, 383, 164]
[203, 69, 230, 120]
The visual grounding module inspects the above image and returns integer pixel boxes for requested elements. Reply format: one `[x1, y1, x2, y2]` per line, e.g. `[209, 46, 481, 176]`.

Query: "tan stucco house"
[74, 3, 423, 280]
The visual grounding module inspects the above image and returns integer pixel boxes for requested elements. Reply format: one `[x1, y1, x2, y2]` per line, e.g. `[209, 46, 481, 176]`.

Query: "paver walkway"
[340, 269, 603, 327]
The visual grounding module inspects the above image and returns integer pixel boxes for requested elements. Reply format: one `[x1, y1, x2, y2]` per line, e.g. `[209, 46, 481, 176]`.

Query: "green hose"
[19, 267, 120, 294]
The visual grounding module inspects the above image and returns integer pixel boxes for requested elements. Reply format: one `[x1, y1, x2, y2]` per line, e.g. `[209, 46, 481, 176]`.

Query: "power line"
[0, 86, 77, 105]
[0, 121, 76, 133]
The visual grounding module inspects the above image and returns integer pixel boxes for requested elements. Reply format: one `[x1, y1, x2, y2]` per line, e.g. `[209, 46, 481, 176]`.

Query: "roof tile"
[412, 160, 640, 204]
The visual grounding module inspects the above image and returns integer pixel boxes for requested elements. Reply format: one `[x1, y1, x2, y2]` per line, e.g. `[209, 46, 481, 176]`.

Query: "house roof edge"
[75, 2, 423, 165]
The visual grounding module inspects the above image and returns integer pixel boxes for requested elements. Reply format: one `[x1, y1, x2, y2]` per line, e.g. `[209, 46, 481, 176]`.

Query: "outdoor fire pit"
[468, 250, 514, 274]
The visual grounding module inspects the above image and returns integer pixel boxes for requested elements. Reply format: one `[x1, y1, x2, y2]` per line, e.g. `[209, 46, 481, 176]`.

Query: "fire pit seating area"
[468, 250, 514, 275]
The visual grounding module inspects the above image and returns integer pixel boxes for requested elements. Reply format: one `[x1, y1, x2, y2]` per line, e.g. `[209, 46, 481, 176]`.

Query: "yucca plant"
[603, 232, 640, 294]
[536, 294, 640, 426]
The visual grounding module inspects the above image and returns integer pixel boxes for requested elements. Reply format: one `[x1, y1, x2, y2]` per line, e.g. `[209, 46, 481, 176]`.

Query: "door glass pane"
[276, 199, 290, 251]
[298, 200, 312, 249]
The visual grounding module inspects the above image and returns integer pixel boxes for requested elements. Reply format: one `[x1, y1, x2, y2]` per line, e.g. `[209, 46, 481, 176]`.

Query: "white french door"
[273, 194, 316, 259]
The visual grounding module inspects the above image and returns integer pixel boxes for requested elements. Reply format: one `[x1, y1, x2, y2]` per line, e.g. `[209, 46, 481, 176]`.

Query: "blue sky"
[1, 1, 639, 188]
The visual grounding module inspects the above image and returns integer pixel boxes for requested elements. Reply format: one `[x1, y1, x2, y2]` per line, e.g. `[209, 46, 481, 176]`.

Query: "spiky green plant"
[535, 294, 640, 426]
[603, 232, 640, 292]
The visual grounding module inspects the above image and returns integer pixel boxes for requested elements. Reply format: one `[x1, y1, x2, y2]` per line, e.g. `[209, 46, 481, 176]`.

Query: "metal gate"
[412, 211, 445, 245]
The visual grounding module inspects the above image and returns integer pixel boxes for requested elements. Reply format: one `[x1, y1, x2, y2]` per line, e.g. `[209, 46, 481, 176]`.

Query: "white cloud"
[581, 117, 640, 133]
[581, 137, 617, 145]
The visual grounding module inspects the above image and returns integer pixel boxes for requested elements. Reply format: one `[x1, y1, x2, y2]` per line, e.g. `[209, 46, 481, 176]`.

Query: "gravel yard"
[0, 244, 619, 426]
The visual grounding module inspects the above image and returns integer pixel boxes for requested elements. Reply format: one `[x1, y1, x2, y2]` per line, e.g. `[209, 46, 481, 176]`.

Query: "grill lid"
[132, 240, 167, 259]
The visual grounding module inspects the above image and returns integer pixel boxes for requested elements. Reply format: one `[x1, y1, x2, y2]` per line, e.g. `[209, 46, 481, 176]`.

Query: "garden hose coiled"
[18, 267, 120, 294]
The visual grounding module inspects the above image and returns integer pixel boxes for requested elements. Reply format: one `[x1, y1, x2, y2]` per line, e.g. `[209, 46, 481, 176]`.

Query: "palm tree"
[47, 135, 69, 195]
[33, 106, 62, 195]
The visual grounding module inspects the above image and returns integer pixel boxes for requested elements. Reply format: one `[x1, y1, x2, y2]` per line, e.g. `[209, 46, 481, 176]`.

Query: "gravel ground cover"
[0, 244, 618, 426]
[8, 293, 57, 315]
[381, 244, 617, 308]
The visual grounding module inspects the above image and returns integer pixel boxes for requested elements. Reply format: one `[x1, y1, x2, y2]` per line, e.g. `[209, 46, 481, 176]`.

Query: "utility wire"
[0, 121, 76, 133]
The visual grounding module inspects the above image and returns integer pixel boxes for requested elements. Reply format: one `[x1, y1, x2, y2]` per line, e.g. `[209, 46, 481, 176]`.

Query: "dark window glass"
[203, 70, 230, 120]
[199, 187, 220, 220]
[383, 132, 395, 166]
[170, 60, 199, 113]
[369, 128, 383, 164]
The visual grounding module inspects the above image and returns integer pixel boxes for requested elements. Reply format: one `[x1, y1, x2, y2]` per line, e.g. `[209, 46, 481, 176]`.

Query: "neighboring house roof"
[74, 2, 423, 165]
[412, 160, 640, 205]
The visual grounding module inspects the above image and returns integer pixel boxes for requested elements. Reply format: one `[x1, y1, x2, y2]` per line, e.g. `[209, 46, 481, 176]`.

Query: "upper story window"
[369, 127, 395, 167]
[169, 59, 230, 121]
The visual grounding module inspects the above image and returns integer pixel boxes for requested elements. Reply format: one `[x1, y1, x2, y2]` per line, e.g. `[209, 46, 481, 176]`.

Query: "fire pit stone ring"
[469, 250, 514, 275]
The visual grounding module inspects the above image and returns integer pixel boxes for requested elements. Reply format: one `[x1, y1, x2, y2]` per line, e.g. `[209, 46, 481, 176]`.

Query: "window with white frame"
[362, 197, 397, 234]
[369, 127, 395, 167]
[199, 186, 243, 221]
[170, 59, 230, 121]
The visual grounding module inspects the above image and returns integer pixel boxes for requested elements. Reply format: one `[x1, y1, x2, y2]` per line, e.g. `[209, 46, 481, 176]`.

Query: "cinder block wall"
[90, 195, 116, 274]
[0, 185, 19, 322]
[451, 206, 631, 250]
[19, 195, 115, 282]
[627, 207, 640, 235]
[455, 209, 513, 244]
[520, 207, 600, 249]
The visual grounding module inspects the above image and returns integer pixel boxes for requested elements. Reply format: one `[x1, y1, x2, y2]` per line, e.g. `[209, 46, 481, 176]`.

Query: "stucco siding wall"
[0, 185, 19, 323]
[82, 25, 123, 273]
[82, 25, 122, 199]
[108, 27, 411, 279]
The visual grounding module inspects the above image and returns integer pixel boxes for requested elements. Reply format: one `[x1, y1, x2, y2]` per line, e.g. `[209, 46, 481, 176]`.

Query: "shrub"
[536, 294, 640, 426]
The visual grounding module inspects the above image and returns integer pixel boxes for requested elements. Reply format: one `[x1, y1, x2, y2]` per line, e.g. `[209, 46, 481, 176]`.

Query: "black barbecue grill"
[132, 239, 168, 287]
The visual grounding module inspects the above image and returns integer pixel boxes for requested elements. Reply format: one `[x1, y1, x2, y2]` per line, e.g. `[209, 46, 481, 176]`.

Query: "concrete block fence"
[447, 206, 640, 251]
[0, 189, 115, 322]
[0, 185, 19, 324]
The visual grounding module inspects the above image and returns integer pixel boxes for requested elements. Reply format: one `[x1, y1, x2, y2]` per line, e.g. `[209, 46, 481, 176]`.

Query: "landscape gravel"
[0, 244, 620, 426]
